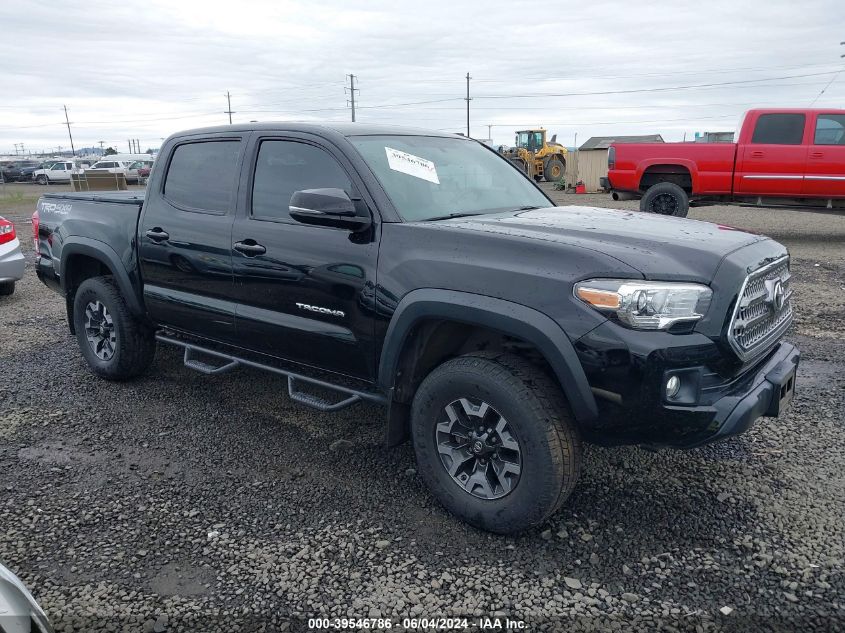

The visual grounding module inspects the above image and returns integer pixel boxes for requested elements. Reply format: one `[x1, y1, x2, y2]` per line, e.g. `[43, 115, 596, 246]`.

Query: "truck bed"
[611, 142, 737, 195]
[35, 190, 147, 300]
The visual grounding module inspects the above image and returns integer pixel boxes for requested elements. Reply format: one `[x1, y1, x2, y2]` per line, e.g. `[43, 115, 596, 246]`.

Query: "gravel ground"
[1, 184, 844, 632]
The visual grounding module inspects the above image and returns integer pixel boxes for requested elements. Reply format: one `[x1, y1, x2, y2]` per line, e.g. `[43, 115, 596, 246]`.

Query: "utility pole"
[487, 124, 492, 142]
[346, 75, 359, 122]
[128, 139, 132, 152]
[225, 91, 235, 124]
[465, 72, 472, 138]
[63, 105, 76, 156]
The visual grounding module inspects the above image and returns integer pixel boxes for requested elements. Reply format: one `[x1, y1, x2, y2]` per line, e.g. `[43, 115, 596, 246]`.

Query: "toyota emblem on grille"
[771, 280, 785, 311]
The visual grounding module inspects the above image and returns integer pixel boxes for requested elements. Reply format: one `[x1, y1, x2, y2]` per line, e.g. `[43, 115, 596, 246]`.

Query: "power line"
[473, 71, 840, 100]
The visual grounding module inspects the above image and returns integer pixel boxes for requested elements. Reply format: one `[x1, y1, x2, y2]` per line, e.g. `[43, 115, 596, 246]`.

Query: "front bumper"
[660, 341, 799, 448]
[0, 237, 25, 282]
[574, 316, 800, 448]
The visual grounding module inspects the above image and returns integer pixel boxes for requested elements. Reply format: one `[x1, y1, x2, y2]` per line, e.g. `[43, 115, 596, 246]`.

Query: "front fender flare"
[377, 289, 598, 423]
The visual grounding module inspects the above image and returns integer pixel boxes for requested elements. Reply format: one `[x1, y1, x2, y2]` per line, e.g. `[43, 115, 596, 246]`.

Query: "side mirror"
[289, 188, 371, 231]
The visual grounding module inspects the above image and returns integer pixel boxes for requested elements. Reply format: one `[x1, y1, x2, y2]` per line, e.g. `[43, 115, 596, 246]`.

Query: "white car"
[0, 215, 25, 296]
[0, 562, 54, 632]
[85, 160, 134, 183]
[32, 161, 76, 184]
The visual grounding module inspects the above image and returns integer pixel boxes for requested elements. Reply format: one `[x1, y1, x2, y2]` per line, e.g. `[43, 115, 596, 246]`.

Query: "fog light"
[666, 375, 681, 398]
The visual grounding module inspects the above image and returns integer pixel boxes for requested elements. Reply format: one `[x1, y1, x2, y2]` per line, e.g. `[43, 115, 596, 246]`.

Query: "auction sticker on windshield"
[385, 147, 439, 184]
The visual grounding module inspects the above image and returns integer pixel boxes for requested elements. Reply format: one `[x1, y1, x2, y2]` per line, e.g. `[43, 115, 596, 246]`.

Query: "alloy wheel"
[84, 300, 117, 361]
[435, 397, 522, 500]
[650, 192, 679, 215]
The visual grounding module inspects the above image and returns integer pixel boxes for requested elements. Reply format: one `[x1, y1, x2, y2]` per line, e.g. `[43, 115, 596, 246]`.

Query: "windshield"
[350, 135, 550, 222]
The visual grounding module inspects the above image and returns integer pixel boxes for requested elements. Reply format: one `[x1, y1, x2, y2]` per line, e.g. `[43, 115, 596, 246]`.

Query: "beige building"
[566, 135, 664, 192]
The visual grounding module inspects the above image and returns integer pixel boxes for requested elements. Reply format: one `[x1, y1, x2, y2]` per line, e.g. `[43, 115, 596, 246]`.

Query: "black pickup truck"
[33, 123, 799, 533]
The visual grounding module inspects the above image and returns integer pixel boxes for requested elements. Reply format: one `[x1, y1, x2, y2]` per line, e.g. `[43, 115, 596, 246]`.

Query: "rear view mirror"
[289, 188, 371, 231]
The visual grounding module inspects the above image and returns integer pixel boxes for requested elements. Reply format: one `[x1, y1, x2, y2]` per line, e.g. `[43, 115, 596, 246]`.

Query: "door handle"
[810, 152, 824, 158]
[750, 151, 764, 158]
[234, 240, 266, 257]
[145, 227, 169, 242]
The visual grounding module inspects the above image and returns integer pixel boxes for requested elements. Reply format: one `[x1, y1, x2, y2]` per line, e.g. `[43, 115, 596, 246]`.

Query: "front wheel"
[72, 276, 155, 380]
[35, 175, 48, 185]
[411, 353, 582, 534]
[544, 157, 565, 182]
[0, 281, 14, 296]
[639, 182, 689, 217]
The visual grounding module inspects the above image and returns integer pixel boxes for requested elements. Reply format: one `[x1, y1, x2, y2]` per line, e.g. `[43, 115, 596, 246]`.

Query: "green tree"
[104, 147, 117, 156]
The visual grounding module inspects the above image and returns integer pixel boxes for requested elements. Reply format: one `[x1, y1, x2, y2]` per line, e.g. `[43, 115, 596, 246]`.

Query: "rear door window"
[164, 140, 241, 214]
[813, 114, 845, 145]
[751, 114, 806, 145]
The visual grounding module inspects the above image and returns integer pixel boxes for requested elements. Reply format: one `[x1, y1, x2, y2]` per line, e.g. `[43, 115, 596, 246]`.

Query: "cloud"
[0, 0, 842, 154]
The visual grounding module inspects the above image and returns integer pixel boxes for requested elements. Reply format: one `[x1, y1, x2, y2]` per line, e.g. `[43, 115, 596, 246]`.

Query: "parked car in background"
[19, 161, 57, 181]
[0, 562, 54, 632]
[137, 163, 153, 183]
[605, 108, 845, 216]
[86, 160, 131, 181]
[32, 161, 77, 185]
[127, 159, 154, 184]
[0, 215, 25, 296]
[1, 160, 40, 182]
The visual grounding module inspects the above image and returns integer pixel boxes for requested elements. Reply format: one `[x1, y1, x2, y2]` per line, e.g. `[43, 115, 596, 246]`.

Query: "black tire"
[639, 182, 689, 217]
[35, 175, 48, 185]
[0, 281, 14, 296]
[72, 276, 155, 380]
[411, 353, 582, 534]
[544, 157, 565, 182]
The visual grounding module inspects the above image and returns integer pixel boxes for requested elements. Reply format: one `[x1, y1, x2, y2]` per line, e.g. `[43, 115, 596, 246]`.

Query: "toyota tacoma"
[33, 123, 799, 533]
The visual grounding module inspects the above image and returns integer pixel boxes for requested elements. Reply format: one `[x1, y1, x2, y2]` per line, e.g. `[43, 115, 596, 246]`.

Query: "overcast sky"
[1, 0, 843, 155]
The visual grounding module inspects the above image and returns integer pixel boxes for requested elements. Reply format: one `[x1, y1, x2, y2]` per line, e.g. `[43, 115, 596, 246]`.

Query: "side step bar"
[156, 333, 387, 412]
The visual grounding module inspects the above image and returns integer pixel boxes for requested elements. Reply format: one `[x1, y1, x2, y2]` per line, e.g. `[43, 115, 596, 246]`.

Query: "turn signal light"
[575, 286, 621, 309]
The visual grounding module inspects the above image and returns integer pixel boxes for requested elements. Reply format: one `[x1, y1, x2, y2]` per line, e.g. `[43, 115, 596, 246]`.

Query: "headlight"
[575, 279, 712, 330]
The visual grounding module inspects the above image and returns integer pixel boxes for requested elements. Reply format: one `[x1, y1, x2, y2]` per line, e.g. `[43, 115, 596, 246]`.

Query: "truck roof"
[169, 122, 467, 141]
[743, 108, 845, 115]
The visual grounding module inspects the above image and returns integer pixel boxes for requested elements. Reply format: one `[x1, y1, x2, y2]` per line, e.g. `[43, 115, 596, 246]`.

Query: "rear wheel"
[0, 281, 14, 296]
[72, 276, 155, 380]
[639, 182, 689, 217]
[411, 353, 582, 534]
[544, 157, 565, 182]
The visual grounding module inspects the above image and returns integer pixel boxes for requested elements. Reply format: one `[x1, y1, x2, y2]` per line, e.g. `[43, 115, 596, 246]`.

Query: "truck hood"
[444, 206, 769, 282]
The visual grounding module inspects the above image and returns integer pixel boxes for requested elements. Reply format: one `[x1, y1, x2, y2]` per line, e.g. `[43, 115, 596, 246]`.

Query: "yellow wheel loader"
[503, 129, 567, 182]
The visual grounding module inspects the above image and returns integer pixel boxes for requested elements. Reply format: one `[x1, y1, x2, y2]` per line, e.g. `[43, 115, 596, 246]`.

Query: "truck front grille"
[728, 256, 792, 361]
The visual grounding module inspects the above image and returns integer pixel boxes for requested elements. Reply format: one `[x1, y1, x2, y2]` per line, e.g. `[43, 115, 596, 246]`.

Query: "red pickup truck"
[604, 108, 845, 216]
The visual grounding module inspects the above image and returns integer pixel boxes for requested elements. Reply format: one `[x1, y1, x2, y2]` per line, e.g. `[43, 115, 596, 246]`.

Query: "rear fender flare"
[59, 237, 144, 317]
[377, 289, 598, 423]
[636, 159, 698, 192]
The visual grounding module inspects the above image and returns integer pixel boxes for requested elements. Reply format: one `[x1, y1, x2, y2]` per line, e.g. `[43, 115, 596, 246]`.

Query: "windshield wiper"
[421, 212, 488, 222]
[512, 205, 542, 211]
